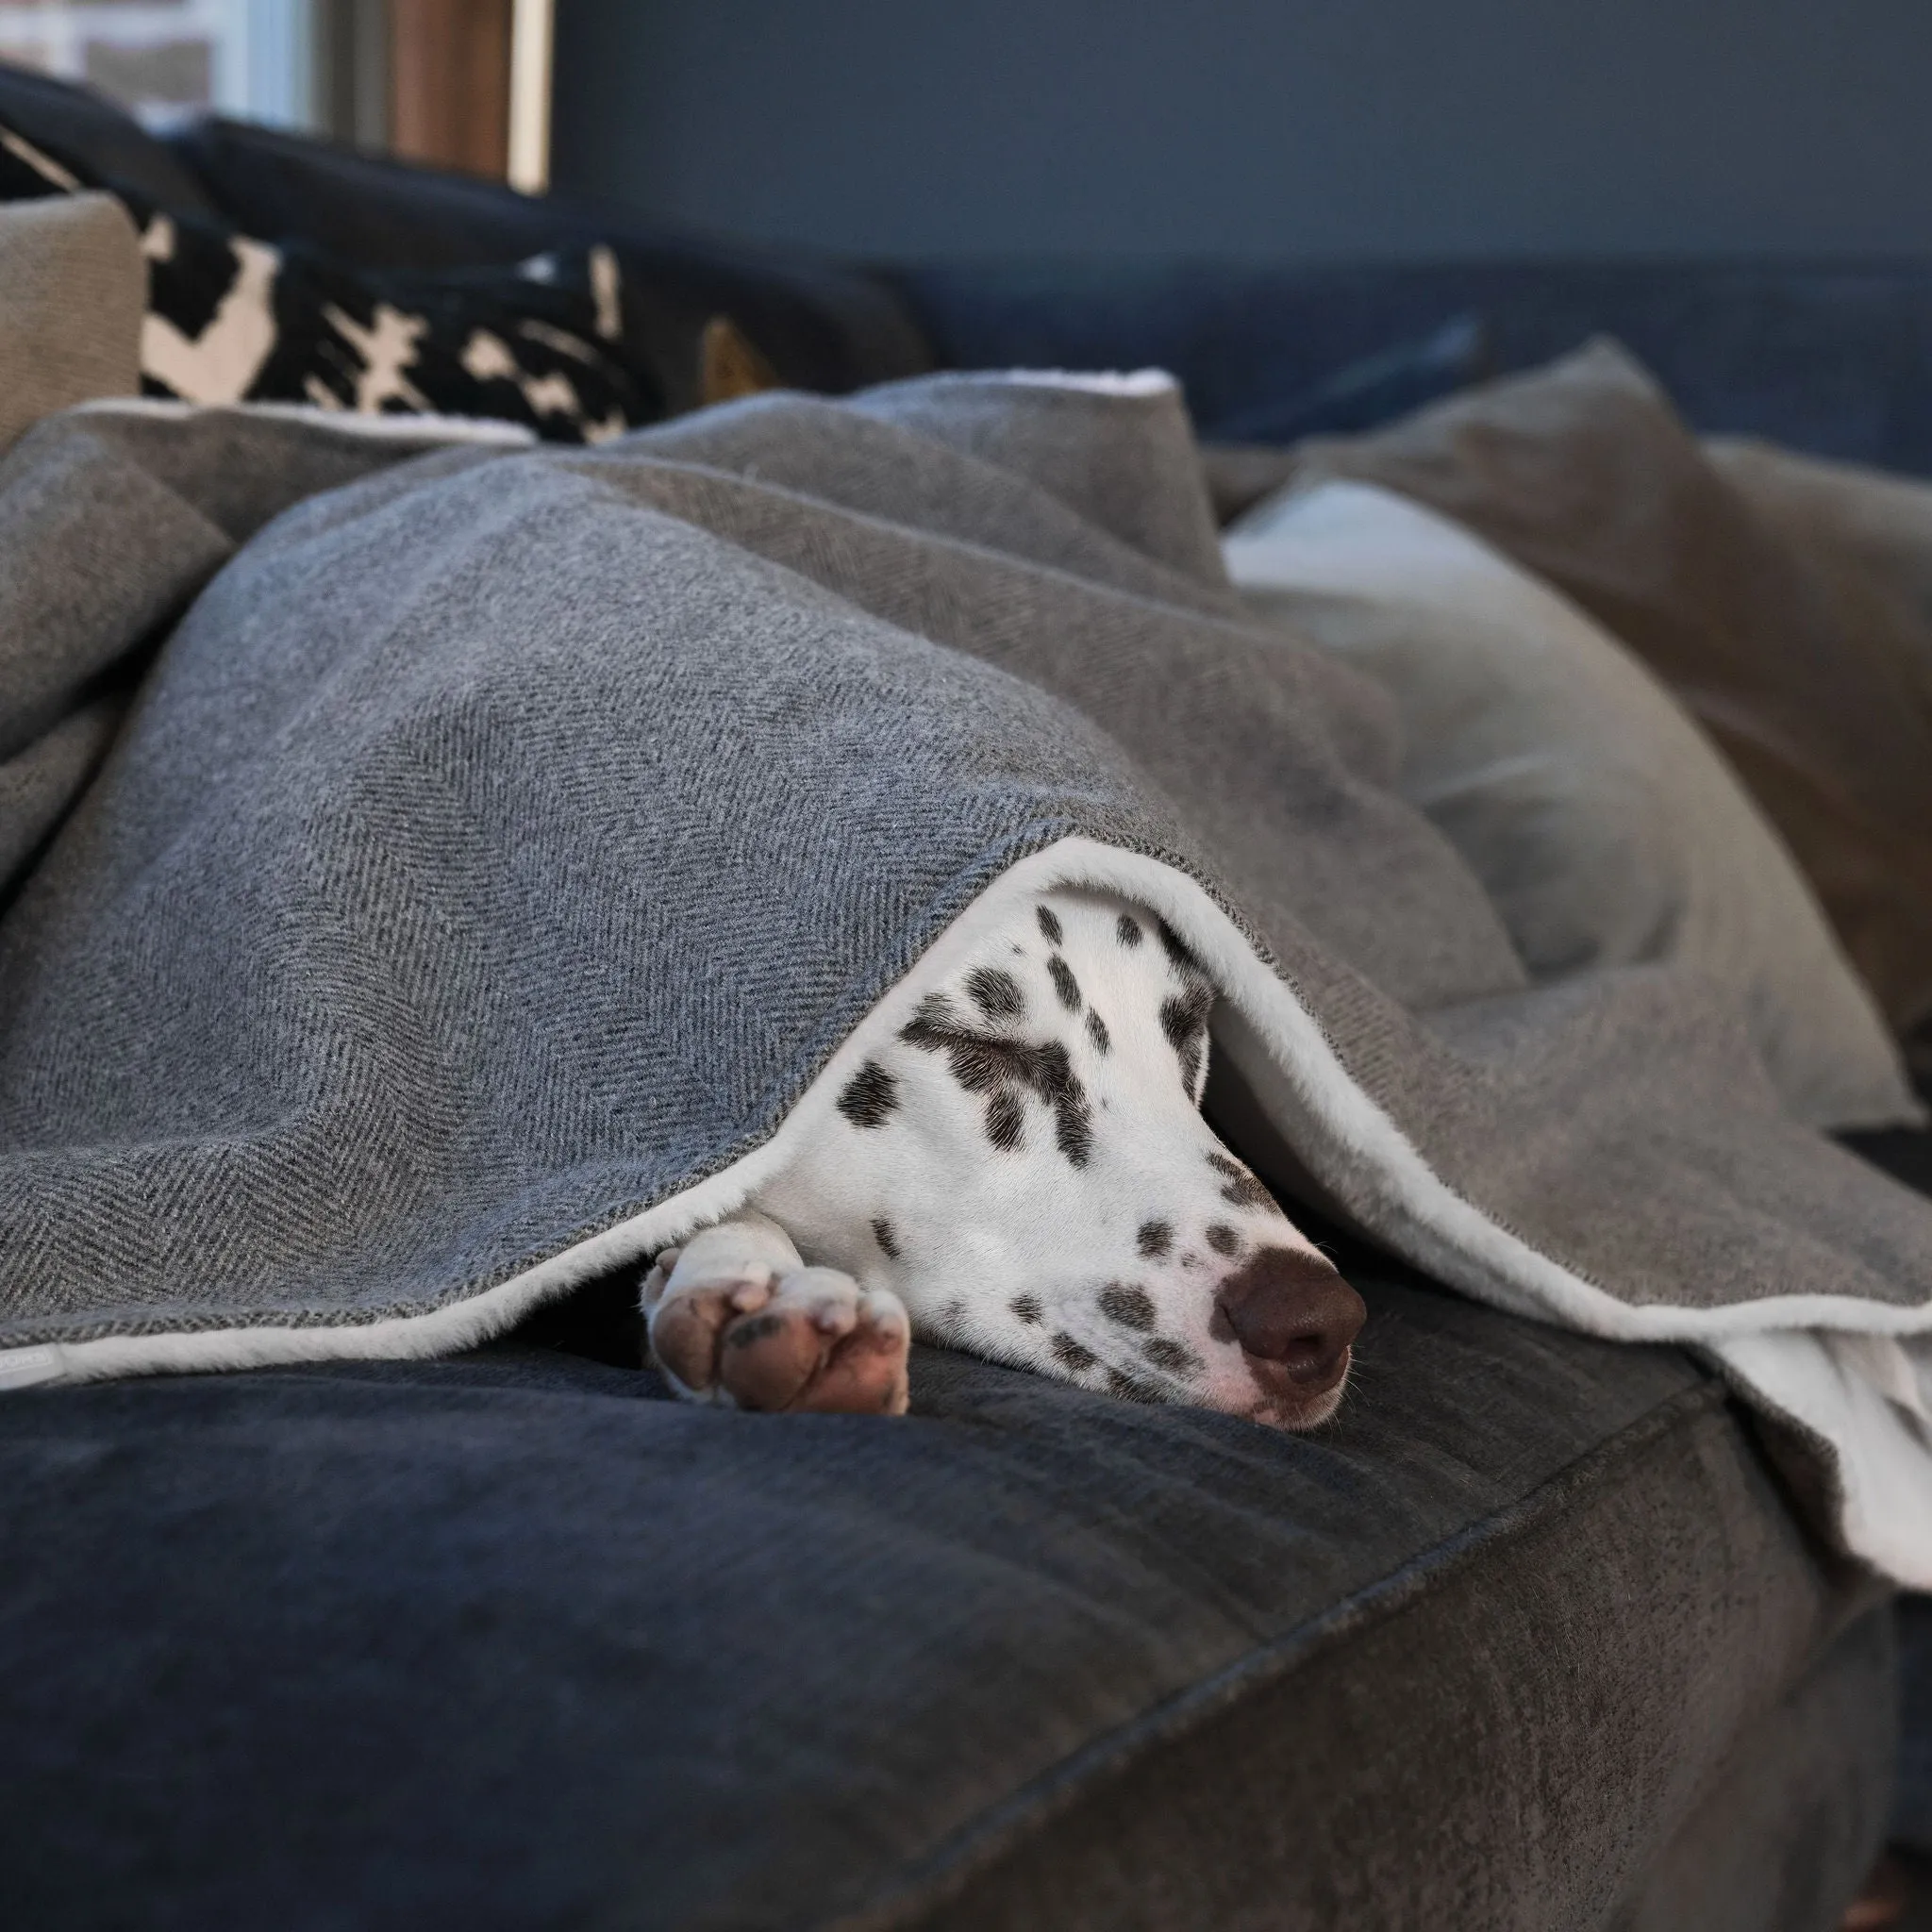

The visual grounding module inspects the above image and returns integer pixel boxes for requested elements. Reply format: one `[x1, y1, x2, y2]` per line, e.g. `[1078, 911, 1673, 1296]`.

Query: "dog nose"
[1214, 1247, 1366, 1386]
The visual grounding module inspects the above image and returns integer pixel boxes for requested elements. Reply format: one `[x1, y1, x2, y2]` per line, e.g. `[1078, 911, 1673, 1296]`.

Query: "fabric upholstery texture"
[0, 192, 141, 458]
[1605, 1606, 1894, 1932]
[1897, 1594, 1932, 1854]
[0, 1247, 1890, 1931]
[1223, 477, 1918, 1130]
[1276, 339, 1932, 1058]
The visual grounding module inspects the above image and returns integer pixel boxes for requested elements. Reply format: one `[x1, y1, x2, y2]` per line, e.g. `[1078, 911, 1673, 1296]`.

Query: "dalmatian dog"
[641, 887, 1365, 1428]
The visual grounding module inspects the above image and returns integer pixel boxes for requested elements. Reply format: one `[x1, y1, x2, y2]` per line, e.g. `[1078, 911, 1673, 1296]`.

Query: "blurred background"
[547, 0, 1932, 260]
[12, 0, 1932, 259]
[0, 1, 535, 182]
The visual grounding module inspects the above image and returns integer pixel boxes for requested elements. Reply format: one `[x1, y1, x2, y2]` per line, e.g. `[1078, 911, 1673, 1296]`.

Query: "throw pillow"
[1224, 478, 1920, 1131]
[1707, 437, 1932, 1081]
[1277, 338, 1932, 1058]
[0, 112, 654, 441]
[0, 191, 142, 456]
[1708, 438, 1932, 642]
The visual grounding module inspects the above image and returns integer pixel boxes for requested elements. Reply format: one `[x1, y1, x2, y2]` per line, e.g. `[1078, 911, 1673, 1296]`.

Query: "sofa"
[0, 67, 1926, 1931]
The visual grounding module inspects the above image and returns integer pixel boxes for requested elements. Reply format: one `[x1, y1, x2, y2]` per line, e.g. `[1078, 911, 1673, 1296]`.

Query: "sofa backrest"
[897, 258, 1932, 475]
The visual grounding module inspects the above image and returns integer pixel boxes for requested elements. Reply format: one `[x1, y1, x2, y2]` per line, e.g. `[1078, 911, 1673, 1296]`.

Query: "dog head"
[754, 888, 1363, 1427]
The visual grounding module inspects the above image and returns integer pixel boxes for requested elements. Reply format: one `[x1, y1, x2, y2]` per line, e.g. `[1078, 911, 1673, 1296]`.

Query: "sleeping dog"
[641, 888, 1365, 1426]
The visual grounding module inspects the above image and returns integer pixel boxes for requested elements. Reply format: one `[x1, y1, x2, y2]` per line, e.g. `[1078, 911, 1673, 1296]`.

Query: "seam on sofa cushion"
[815, 1376, 1734, 1932]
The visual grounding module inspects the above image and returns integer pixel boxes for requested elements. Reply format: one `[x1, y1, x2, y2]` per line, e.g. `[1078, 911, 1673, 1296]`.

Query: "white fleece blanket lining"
[71, 396, 541, 445]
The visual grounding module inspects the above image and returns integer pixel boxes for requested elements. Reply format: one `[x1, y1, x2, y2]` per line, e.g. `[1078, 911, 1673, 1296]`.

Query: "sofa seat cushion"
[0, 1240, 1887, 1931]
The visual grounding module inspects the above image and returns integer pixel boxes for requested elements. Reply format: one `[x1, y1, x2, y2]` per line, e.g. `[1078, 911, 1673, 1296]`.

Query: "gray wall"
[549, 0, 1932, 261]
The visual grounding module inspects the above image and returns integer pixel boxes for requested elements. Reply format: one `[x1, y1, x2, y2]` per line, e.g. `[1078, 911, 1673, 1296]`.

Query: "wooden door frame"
[387, 0, 551, 186]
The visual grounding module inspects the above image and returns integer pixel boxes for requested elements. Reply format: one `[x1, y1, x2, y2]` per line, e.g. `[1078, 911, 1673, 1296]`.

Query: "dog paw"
[643, 1219, 909, 1415]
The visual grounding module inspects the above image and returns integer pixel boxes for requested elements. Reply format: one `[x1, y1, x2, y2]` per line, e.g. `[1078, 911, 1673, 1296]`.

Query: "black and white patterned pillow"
[0, 119, 658, 441]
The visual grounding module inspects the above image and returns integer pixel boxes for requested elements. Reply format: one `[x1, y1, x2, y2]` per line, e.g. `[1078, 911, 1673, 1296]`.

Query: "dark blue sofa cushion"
[0, 1241, 1888, 1930]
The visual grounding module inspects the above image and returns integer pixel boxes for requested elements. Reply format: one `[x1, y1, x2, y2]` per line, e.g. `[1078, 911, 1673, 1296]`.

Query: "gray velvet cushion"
[1707, 438, 1932, 1082]
[1224, 478, 1918, 1130]
[0, 192, 141, 458]
[0, 195, 143, 896]
[1276, 339, 1932, 1058]
[0, 1241, 1888, 1930]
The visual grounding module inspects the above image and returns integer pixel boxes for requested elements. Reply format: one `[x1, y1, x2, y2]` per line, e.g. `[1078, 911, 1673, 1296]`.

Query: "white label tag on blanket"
[0, 1345, 63, 1391]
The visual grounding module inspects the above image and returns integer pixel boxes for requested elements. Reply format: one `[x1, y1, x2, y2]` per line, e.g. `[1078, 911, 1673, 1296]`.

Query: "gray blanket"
[4, 377, 1932, 1579]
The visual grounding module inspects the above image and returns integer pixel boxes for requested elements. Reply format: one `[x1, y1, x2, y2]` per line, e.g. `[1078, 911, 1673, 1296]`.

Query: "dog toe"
[650, 1274, 774, 1397]
[712, 1268, 910, 1416]
[807, 1297, 911, 1415]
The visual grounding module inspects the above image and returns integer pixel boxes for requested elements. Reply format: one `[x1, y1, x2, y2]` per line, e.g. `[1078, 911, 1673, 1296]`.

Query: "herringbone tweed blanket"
[4, 378, 1932, 1579]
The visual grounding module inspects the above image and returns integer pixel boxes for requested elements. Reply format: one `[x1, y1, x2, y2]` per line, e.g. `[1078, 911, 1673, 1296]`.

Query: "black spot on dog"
[724, 1312, 784, 1349]
[1010, 1293, 1043, 1325]
[1143, 1337, 1202, 1375]
[1099, 1283, 1157, 1329]
[1137, 1219, 1174, 1258]
[1157, 917, 1203, 975]
[987, 1090, 1024, 1150]
[1106, 1368, 1162, 1403]
[1117, 912, 1142, 948]
[1085, 1008, 1110, 1054]
[1047, 955, 1081, 1012]
[966, 965, 1024, 1022]
[1206, 1223, 1241, 1257]
[872, 1216, 901, 1259]
[1208, 1149, 1273, 1209]
[1037, 905, 1064, 944]
[902, 1002, 1093, 1169]
[1159, 984, 1215, 1096]
[1055, 1081, 1093, 1166]
[1178, 1041, 1204, 1095]
[838, 1060, 900, 1128]
[1052, 1333, 1097, 1373]
[1159, 984, 1214, 1055]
